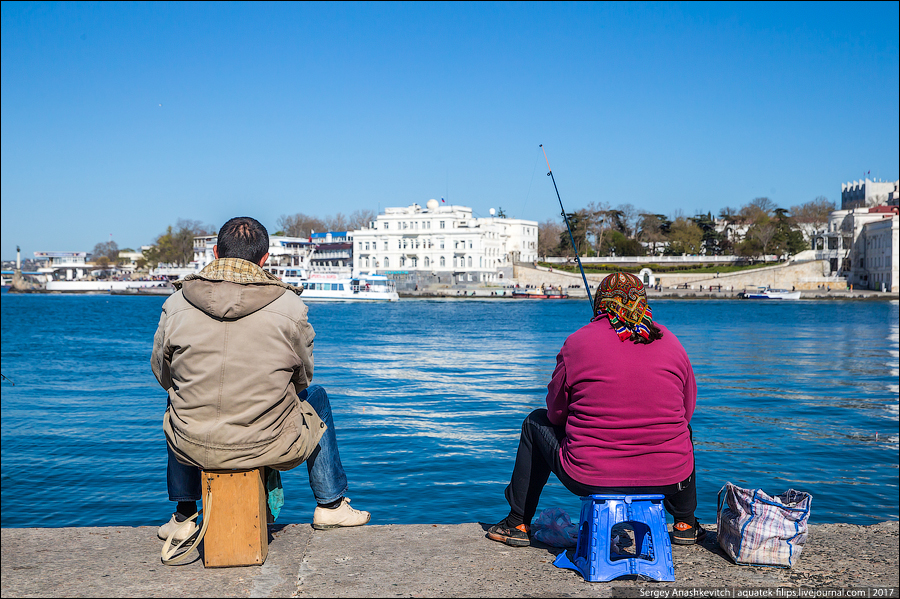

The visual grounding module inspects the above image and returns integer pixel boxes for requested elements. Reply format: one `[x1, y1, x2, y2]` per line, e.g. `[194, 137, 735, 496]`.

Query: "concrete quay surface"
[1, 521, 897, 598]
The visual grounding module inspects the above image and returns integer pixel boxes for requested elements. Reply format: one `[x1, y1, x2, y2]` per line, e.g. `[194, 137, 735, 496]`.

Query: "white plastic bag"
[532, 507, 578, 547]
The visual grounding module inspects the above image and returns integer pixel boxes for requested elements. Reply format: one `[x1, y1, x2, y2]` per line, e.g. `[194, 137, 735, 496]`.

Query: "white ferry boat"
[740, 286, 801, 300]
[275, 269, 399, 302]
[43, 280, 173, 293]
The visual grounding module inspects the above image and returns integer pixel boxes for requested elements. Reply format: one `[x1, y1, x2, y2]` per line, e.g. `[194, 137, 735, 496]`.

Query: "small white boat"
[741, 287, 801, 300]
[43, 280, 174, 293]
[511, 285, 569, 300]
[279, 271, 399, 302]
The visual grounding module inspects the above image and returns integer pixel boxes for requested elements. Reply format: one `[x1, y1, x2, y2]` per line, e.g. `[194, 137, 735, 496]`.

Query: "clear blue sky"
[2, 1, 898, 260]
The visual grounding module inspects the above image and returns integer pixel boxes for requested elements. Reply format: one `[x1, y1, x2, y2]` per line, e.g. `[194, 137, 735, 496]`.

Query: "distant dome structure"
[427, 199, 439, 210]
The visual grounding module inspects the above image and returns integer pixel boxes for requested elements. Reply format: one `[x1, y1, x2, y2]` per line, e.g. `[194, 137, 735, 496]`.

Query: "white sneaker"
[157, 513, 199, 541]
[312, 497, 371, 530]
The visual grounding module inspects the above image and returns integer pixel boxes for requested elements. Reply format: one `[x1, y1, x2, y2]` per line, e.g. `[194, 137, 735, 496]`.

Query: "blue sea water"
[1, 289, 897, 529]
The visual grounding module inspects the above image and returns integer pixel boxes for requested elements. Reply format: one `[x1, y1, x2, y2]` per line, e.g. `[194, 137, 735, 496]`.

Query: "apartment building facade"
[351, 199, 538, 284]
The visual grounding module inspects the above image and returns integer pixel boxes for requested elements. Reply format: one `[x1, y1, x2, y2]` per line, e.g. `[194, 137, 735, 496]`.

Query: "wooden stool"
[201, 469, 268, 567]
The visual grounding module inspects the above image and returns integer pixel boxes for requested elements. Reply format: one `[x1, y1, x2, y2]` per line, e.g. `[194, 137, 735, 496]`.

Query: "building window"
[440, 240, 444, 249]
[440, 256, 446, 267]
[400, 256, 406, 267]
[440, 221, 445, 229]
[468, 240, 472, 249]
[384, 222, 389, 230]
[411, 257, 417, 267]
[468, 256, 472, 267]
[424, 257, 430, 267]
[384, 257, 389, 268]
[383, 241, 388, 250]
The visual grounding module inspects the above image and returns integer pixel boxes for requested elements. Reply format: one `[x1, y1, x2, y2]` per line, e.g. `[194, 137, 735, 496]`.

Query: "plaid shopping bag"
[716, 482, 812, 567]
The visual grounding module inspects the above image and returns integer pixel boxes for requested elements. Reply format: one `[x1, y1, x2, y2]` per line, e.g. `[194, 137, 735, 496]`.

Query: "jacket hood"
[175, 258, 300, 319]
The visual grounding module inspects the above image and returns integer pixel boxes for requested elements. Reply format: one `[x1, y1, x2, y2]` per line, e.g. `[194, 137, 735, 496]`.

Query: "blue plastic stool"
[553, 494, 675, 582]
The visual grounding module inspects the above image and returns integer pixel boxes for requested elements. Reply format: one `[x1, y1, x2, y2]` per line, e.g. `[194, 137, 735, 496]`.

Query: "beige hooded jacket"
[151, 258, 325, 471]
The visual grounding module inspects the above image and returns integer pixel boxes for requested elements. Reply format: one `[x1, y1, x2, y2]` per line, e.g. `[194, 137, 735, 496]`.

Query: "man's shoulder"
[161, 289, 191, 313]
[264, 289, 309, 320]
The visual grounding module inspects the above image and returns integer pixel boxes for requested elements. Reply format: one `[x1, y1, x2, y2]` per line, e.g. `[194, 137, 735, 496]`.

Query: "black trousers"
[505, 409, 697, 525]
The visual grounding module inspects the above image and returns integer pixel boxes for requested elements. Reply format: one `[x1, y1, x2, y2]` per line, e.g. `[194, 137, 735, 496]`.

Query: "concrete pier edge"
[2, 521, 897, 597]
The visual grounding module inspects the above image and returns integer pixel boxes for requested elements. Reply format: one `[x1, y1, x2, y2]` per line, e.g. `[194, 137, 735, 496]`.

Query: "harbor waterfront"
[0, 289, 897, 530]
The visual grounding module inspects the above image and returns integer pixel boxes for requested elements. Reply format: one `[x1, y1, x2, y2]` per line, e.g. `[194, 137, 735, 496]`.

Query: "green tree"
[637, 213, 671, 255]
[667, 217, 704, 254]
[152, 219, 215, 266]
[558, 209, 592, 256]
[771, 208, 808, 256]
[142, 245, 161, 269]
[601, 230, 645, 256]
[689, 212, 726, 255]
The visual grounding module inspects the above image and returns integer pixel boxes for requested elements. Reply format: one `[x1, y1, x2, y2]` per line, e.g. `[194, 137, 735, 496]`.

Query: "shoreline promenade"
[2, 521, 897, 597]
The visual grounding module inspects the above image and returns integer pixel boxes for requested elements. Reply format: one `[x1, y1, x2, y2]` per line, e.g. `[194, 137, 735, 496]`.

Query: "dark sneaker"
[486, 522, 531, 547]
[672, 519, 707, 545]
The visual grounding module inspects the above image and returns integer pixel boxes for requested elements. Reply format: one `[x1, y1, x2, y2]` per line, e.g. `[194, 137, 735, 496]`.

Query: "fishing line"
[540, 144, 595, 315]
[520, 147, 541, 215]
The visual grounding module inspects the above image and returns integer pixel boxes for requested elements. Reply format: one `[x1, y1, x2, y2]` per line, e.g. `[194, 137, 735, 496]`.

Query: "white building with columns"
[811, 180, 899, 292]
[351, 199, 538, 285]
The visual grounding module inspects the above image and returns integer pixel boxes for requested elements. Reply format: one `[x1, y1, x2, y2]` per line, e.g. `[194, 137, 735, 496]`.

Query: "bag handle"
[161, 478, 213, 566]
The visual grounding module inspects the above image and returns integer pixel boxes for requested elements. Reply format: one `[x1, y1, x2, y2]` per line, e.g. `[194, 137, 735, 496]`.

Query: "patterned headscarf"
[592, 272, 653, 341]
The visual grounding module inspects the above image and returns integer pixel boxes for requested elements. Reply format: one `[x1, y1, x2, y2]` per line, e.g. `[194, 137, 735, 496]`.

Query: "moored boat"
[278, 271, 399, 302]
[511, 285, 569, 300]
[740, 286, 801, 300]
[44, 280, 174, 293]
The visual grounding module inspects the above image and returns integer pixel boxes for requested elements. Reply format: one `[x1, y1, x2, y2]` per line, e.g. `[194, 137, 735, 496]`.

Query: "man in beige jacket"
[152, 216, 370, 541]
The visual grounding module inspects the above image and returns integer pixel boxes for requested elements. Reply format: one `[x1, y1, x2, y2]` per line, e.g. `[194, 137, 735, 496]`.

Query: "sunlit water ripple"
[1, 290, 897, 528]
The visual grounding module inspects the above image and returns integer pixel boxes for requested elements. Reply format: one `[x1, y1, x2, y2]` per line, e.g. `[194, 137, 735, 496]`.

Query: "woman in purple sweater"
[487, 272, 705, 547]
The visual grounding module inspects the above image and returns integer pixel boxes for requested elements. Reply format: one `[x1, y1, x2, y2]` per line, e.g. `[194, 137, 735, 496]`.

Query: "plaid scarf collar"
[174, 258, 301, 294]
[591, 272, 652, 341]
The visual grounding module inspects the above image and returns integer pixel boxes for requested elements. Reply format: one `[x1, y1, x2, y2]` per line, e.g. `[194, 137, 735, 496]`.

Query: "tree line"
[275, 209, 376, 238]
[89, 196, 835, 270]
[92, 219, 215, 269]
[537, 196, 836, 260]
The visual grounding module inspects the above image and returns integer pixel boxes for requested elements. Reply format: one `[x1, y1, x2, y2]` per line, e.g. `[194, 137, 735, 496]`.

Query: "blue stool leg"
[553, 494, 675, 583]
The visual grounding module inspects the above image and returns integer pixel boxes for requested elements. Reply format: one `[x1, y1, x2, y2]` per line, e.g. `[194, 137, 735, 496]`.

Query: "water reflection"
[1, 294, 898, 527]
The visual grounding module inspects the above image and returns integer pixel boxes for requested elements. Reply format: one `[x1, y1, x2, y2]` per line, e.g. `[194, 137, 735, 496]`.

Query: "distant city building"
[841, 178, 899, 210]
[154, 234, 315, 279]
[350, 199, 538, 285]
[33, 251, 89, 280]
[812, 180, 899, 292]
[861, 211, 899, 292]
[309, 232, 352, 274]
[117, 246, 153, 272]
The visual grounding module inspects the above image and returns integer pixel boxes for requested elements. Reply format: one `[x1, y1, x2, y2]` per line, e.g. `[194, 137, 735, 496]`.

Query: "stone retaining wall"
[512, 260, 847, 293]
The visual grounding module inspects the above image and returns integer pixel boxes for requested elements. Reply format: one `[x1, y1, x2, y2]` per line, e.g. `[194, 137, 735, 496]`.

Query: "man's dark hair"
[217, 217, 269, 264]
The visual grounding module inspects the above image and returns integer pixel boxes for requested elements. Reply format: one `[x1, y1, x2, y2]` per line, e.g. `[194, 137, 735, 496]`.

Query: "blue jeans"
[167, 385, 349, 505]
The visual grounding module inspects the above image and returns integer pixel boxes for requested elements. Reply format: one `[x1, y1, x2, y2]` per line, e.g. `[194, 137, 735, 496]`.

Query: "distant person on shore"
[151, 216, 370, 542]
[486, 272, 704, 547]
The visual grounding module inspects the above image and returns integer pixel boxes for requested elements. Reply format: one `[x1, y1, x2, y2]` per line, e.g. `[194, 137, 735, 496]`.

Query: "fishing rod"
[540, 144, 595, 315]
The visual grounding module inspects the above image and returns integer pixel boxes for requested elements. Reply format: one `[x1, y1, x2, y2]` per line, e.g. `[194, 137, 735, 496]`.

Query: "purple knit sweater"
[546, 314, 697, 487]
